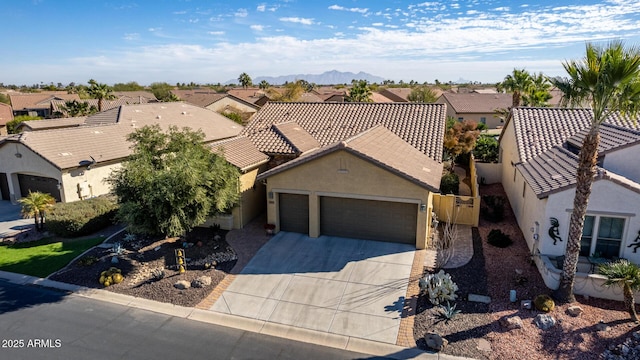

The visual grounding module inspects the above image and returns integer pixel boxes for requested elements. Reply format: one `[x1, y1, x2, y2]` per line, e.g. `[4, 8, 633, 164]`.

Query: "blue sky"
[3, 0, 640, 86]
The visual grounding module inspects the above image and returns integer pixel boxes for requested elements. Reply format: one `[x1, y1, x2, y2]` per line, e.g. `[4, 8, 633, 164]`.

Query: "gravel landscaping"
[49, 227, 235, 307]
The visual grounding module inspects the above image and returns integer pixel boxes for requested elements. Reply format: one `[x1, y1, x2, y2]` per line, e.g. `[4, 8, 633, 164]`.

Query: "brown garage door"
[18, 174, 61, 202]
[320, 196, 417, 244]
[279, 193, 309, 234]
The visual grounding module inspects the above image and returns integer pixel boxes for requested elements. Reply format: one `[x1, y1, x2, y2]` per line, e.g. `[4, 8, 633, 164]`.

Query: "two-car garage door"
[278, 193, 417, 245]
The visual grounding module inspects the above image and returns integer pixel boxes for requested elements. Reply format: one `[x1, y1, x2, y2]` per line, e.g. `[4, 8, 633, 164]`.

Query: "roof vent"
[551, 174, 562, 180]
[156, 115, 161, 119]
[181, 111, 187, 115]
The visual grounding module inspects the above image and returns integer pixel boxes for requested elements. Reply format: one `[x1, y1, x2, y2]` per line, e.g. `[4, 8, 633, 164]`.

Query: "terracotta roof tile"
[566, 123, 640, 154]
[258, 125, 442, 191]
[50, 97, 150, 115]
[17, 117, 86, 131]
[272, 122, 320, 154]
[210, 136, 269, 171]
[176, 93, 228, 108]
[517, 147, 587, 198]
[439, 93, 511, 113]
[0, 103, 13, 126]
[242, 102, 446, 162]
[9, 93, 80, 111]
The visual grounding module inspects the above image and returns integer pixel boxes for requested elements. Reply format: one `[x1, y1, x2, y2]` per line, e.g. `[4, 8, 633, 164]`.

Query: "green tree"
[113, 81, 145, 91]
[107, 125, 240, 237]
[18, 191, 56, 231]
[150, 82, 175, 101]
[87, 79, 116, 112]
[522, 72, 552, 107]
[0, 93, 10, 104]
[551, 41, 640, 303]
[238, 72, 252, 89]
[6, 115, 42, 134]
[258, 80, 270, 90]
[267, 80, 305, 102]
[408, 86, 439, 103]
[598, 259, 640, 321]
[59, 100, 98, 117]
[497, 68, 534, 107]
[346, 80, 372, 102]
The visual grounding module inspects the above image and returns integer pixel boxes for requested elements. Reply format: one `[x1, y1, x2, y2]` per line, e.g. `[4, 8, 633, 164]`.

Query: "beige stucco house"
[238, 102, 446, 249]
[437, 93, 511, 129]
[497, 107, 640, 300]
[0, 102, 242, 203]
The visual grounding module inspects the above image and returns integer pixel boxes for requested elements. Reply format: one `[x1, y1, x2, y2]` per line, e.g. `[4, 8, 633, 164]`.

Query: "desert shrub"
[473, 135, 499, 163]
[419, 270, 459, 305]
[487, 229, 513, 248]
[481, 195, 505, 222]
[78, 255, 99, 266]
[439, 172, 460, 195]
[534, 294, 555, 312]
[222, 112, 243, 125]
[47, 195, 118, 237]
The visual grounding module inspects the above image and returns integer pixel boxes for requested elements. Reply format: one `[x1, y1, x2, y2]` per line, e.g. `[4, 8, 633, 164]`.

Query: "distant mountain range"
[227, 70, 385, 86]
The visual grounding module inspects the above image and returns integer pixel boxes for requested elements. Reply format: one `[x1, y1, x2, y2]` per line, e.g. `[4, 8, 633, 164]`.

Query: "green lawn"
[0, 237, 104, 278]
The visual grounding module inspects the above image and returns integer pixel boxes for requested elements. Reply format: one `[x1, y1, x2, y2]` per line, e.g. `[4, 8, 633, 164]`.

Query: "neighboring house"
[370, 92, 395, 103]
[50, 97, 151, 117]
[176, 92, 260, 122]
[226, 88, 271, 107]
[0, 102, 242, 203]
[240, 102, 446, 249]
[312, 87, 346, 102]
[437, 93, 512, 128]
[10, 93, 81, 118]
[16, 117, 87, 132]
[0, 103, 13, 135]
[113, 91, 157, 103]
[498, 107, 640, 298]
[378, 88, 412, 102]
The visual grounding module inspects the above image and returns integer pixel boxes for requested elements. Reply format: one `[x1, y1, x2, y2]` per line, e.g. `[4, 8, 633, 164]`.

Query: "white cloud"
[123, 33, 139, 41]
[251, 24, 265, 31]
[235, 8, 248, 17]
[148, 27, 161, 32]
[208, 31, 225, 36]
[173, 10, 187, 15]
[257, 4, 266, 12]
[328, 5, 368, 14]
[280, 17, 314, 25]
[494, 7, 510, 11]
[372, 22, 384, 27]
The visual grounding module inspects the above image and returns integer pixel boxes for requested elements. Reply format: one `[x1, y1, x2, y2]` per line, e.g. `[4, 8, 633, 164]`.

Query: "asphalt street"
[0, 280, 387, 360]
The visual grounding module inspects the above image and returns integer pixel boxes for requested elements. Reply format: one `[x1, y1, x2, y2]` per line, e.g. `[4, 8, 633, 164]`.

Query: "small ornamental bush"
[481, 195, 505, 222]
[534, 294, 555, 312]
[419, 270, 459, 305]
[487, 229, 513, 248]
[473, 135, 500, 163]
[439, 172, 460, 195]
[47, 195, 118, 237]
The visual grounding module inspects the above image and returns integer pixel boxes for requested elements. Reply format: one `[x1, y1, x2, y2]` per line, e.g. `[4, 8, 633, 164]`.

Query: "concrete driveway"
[210, 232, 416, 344]
[0, 200, 33, 239]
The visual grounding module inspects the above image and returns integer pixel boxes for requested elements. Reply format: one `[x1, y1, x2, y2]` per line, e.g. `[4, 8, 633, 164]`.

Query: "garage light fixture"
[268, 191, 274, 199]
[420, 204, 427, 212]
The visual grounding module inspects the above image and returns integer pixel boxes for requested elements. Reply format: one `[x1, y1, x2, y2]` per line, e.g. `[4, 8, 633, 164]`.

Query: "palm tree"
[18, 191, 56, 231]
[522, 72, 552, 107]
[497, 68, 533, 107]
[598, 259, 640, 321]
[551, 41, 640, 303]
[238, 73, 252, 89]
[258, 80, 270, 90]
[60, 100, 97, 117]
[87, 79, 116, 112]
[346, 80, 373, 102]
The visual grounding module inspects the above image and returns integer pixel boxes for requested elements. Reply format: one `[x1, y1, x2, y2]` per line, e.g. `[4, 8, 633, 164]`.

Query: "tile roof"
[50, 97, 151, 115]
[175, 93, 228, 108]
[0, 103, 13, 126]
[226, 88, 270, 105]
[511, 107, 640, 163]
[113, 91, 158, 102]
[9, 93, 81, 111]
[210, 136, 270, 172]
[370, 92, 394, 103]
[439, 93, 511, 113]
[17, 117, 86, 131]
[272, 122, 320, 154]
[258, 125, 443, 192]
[566, 123, 640, 155]
[1, 102, 243, 170]
[379, 88, 412, 102]
[242, 102, 446, 162]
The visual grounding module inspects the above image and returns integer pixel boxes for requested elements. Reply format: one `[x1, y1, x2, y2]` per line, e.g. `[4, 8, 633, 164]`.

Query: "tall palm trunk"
[554, 129, 600, 303]
[623, 284, 639, 321]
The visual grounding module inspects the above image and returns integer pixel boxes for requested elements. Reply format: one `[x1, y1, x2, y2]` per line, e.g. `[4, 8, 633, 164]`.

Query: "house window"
[457, 117, 464, 122]
[480, 117, 487, 124]
[580, 215, 625, 258]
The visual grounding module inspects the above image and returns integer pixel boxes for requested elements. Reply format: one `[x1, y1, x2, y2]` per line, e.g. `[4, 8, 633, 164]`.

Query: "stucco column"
[8, 173, 20, 204]
[308, 193, 320, 238]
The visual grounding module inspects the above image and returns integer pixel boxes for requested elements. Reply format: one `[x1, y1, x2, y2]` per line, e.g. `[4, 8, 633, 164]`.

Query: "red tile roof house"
[9, 93, 81, 118]
[0, 102, 242, 203]
[172, 91, 260, 123]
[0, 102, 13, 136]
[436, 92, 512, 129]
[496, 106, 640, 301]
[215, 102, 447, 249]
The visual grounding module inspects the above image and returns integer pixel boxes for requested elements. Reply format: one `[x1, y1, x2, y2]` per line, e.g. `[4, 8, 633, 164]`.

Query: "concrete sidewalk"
[0, 200, 33, 240]
[0, 270, 472, 360]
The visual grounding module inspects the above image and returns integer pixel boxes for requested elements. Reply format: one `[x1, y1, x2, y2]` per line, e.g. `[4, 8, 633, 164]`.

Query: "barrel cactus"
[419, 270, 459, 305]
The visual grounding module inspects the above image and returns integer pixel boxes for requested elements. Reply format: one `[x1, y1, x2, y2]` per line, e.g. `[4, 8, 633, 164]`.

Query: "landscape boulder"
[499, 315, 524, 330]
[424, 332, 448, 352]
[174, 280, 191, 290]
[534, 314, 556, 330]
[567, 306, 584, 317]
[191, 276, 212, 288]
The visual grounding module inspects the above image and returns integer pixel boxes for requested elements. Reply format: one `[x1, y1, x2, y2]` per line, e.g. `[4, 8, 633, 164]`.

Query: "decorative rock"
[424, 332, 448, 352]
[154, 246, 161, 251]
[191, 276, 212, 288]
[596, 320, 611, 332]
[174, 280, 191, 290]
[111, 256, 119, 264]
[567, 305, 584, 317]
[499, 316, 524, 330]
[534, 314, 556, 330]
[468, 293, 491, 304]
[477, 338, 492, 352]
[521, 300, 532, 310]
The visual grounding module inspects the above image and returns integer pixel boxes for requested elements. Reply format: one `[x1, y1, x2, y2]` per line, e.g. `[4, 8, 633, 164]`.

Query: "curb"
[0, 270, 476, 360]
